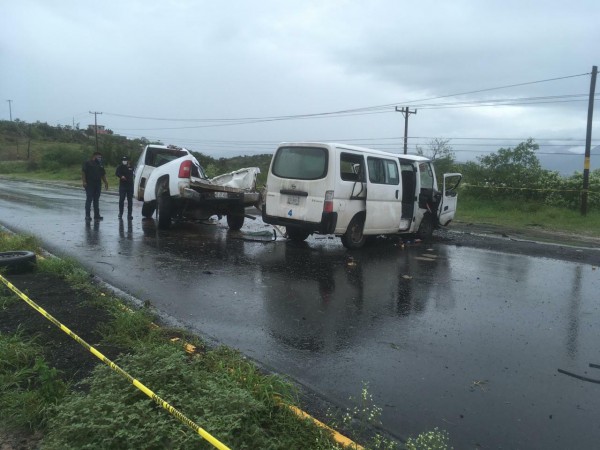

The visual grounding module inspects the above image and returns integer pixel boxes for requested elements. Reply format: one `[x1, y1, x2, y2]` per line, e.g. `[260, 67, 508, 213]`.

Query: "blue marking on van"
[288, 210, 293, 216]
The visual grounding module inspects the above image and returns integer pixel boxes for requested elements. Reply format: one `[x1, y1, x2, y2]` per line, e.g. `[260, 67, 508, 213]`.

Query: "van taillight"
[178, 160, 192, 178]
[323, 190, 334, 213]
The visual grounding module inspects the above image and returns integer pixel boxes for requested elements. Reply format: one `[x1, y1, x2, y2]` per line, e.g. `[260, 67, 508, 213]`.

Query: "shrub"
[39, 145, 87, 170]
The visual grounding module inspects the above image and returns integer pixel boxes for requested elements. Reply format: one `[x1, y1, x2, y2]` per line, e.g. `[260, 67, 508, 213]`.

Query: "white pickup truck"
[133, 144, 261, 230]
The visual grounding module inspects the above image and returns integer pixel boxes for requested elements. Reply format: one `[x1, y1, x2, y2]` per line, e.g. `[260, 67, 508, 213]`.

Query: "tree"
[476, 138, 541, 188]
[416, 138, 456, 175]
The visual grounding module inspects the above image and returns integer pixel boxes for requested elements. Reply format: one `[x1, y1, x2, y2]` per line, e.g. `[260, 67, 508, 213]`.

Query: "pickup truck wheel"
[141, 202, 156, 218]
[226, 209, 245, 231]
[416, 213, 434, 241]
[157, 193, 172, 229]
[286, 227, 310, 242]
[341, 216, 366, 249]
[0, 251, 36, 274]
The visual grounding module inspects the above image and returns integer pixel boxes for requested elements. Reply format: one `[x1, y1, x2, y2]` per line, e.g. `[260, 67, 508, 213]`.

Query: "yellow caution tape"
[0, 274, 230, 450]
[273, 396, 364, 449]
[465, 184, 600, 194]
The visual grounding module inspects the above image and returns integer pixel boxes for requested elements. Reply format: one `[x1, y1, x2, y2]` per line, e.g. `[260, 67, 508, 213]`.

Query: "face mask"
[122, 161, 128, 165]
[96, 157, 103, 164]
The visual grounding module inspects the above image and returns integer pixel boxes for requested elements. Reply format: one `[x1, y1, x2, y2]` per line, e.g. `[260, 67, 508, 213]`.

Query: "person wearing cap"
[115, 156, 134, 220]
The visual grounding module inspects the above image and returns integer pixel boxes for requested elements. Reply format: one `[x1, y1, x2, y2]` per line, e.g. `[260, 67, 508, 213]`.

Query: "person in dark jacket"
[81, 151, 108, 221]
[115, 155, 134, 220]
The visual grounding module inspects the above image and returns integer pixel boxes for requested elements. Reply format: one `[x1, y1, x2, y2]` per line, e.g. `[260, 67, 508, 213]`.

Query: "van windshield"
[272, 146, 328, 180]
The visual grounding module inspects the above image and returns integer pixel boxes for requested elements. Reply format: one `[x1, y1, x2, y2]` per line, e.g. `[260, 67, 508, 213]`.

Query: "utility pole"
[581, 65, 597, 216]
[6, 100, 12, 121]
[395, 106, 417, 154]
[89, 111, 102, 153]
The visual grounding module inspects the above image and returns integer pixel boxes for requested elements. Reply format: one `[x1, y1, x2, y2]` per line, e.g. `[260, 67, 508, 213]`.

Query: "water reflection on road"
[258, 240, 457, 354]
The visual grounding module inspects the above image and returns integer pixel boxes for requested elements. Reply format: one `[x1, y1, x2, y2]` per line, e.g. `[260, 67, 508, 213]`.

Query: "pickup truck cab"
[262, 142, 462, 248]
[134, 144, 261, 230]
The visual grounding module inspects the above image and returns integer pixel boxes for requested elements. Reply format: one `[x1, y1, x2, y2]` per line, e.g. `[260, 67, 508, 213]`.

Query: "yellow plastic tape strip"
[276, 398, 365, 450]
[466, 184, 589, 193]
[0, 274, 230, 450]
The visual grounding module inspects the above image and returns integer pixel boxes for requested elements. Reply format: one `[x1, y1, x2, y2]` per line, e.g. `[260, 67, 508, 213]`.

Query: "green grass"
[456, 195, 600, 237]
[0, 330, 68, 430]
[0, 165, 116, 187]
[0, 233, 40, 253]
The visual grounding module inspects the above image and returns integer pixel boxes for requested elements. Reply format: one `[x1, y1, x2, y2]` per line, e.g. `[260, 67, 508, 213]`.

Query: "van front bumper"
[262, 209, 337, 235]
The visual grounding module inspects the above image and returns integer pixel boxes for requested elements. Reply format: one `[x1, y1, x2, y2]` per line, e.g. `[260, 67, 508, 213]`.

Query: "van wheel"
[227, 207, 245, 231]
[142, 201, 156, 218]
[286, 227, 310, 242]
[157, 192, 172, 230]
[416, 213, 434, 240]
[341, 216, 366, 249]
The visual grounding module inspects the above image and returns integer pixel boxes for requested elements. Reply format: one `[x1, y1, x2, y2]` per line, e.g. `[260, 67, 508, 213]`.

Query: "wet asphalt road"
[1, 178, 599, 449]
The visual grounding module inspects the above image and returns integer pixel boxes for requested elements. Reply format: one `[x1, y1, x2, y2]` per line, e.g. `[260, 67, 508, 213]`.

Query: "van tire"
[286, 227, 310, 242]
[341, 216, 366, 249]
[416, 213, 434, 240]
[157, 191, 172, 230]
[142, 201, 156, 218]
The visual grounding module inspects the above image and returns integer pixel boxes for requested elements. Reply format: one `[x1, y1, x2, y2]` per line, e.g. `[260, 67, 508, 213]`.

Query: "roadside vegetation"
[0, 120, 272, 186]
[418, 137, 600, 236]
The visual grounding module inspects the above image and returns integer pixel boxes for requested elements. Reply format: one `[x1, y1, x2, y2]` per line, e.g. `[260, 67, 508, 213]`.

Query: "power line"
[105, 72, 592, 125]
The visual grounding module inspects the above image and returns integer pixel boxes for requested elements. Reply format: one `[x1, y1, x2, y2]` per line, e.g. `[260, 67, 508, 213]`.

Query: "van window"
[419, 162, 434, 189]
[367, 157, 399, 185]
[340, 153, 364, 182]
[272, 146, 328, 180]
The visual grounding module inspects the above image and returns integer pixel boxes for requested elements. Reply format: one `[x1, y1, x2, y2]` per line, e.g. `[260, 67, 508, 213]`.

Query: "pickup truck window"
[272, 146, 328, 180]
[145, 147, 188, 167]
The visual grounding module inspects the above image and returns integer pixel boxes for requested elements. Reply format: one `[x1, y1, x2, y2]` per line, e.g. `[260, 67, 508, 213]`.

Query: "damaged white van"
[261, 142, 462, 249]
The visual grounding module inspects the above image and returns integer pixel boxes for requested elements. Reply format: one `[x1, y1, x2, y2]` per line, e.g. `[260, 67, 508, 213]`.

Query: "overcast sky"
[1, 0, 598, 174]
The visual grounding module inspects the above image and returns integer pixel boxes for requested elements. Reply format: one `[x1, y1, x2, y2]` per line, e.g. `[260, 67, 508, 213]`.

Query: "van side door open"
[364, 156, 402, 233]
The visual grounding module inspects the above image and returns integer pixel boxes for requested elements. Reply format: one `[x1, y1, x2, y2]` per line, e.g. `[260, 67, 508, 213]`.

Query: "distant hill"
[538, 145, 600, 176]
[0, 120, 272, 184]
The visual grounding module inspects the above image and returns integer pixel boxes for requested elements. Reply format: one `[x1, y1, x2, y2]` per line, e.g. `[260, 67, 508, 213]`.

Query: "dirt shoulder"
[438, 220, 600, 266]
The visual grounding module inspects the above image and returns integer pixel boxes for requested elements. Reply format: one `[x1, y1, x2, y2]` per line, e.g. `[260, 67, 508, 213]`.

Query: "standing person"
[81, 151, 108, 222]
[115, 155, 134, 220]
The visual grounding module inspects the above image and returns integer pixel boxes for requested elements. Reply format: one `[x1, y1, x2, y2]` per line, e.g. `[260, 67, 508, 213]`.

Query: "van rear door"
[364, 156, 402, 233]
[437, 173, 462, 226]
[265, 145, 330, 223]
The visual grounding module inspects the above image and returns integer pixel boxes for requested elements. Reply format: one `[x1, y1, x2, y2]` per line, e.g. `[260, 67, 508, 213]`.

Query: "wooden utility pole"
[395, 106, 417, 154]
[581, 65, 597, 216]
[89, 111, 102, 153]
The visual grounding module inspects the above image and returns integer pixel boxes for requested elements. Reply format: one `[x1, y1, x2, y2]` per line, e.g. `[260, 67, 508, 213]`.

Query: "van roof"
[277, 142, 431, 162]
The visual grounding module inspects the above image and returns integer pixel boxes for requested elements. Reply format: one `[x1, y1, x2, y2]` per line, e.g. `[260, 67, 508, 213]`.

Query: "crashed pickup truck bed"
[182, 172, 261, 207]
[133, 144, 261, 230]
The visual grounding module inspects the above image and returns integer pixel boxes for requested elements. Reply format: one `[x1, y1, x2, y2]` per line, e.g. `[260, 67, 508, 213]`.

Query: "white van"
[261, 142, 462, 249]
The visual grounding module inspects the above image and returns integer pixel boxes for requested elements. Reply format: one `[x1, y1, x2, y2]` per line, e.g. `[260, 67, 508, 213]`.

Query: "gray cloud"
[1, 0, 598, 173]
